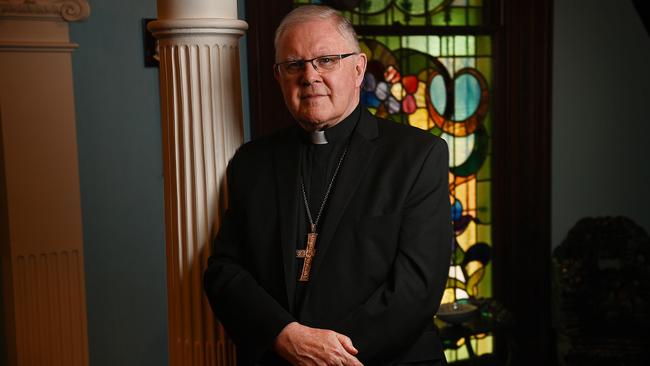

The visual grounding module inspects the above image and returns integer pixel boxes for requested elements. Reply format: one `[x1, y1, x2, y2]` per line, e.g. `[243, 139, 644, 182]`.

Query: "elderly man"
[204, 5, 452, 366]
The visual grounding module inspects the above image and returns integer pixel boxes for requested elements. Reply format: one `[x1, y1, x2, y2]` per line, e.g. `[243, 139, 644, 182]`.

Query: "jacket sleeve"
[336, 138, 453, 364]
[203, 151, 295, 363]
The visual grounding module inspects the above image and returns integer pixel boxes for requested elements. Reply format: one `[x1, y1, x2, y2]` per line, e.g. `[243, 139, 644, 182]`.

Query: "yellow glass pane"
[456, 220, 476, 252]
[466, 178, 477, 213]
[441, 288, 456, 304]
[445, 335, 493, 362]
[456, 338, 465, 348]
[465, 260, 482, 278]
[415, 81, 427, 107]
[444, 345, 470, 362]
[390, 82, 405, 100]
[475, 335, 494, 356]
[448, 265, 466, 282]
[465, 265, 484, 296]
[408, 108, 430, 130]
[452, 173, 465, 198]
[453, 178, 477, 215]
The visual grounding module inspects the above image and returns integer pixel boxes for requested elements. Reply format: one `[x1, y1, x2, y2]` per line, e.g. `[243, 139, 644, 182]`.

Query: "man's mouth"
[300, 94, 327, 99]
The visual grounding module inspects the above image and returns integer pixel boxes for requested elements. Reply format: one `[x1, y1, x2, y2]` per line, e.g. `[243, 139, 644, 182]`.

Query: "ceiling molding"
[0, 0, 90, 22]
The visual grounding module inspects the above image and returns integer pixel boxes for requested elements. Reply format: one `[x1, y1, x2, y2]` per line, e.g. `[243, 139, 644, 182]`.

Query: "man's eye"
[317, 57, 335, 65]
[286, 61, 304, 70]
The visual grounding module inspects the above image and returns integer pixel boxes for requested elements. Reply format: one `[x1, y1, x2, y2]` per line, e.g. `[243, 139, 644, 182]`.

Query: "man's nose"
[301, 61, 321, 84]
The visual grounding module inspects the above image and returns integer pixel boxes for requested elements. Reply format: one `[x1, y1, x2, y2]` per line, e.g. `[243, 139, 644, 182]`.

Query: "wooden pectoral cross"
[296, 231, 317, 282]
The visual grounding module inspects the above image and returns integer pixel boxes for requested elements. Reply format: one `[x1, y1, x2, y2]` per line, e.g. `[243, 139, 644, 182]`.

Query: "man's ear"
[274, 64, 281, 82]
[355, 53, 368, 87]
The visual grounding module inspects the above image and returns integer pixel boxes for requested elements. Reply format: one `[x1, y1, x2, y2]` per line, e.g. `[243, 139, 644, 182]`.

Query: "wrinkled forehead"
[275, 19, 352, 60]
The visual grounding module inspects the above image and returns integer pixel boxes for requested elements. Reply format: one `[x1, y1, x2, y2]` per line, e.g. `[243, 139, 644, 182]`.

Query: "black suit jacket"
[204, 108, 452, 365]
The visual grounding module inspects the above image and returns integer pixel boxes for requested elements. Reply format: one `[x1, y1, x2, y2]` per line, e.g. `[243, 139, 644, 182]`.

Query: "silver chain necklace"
[300, 145, 348, 233]
[296, 144, 348, 282]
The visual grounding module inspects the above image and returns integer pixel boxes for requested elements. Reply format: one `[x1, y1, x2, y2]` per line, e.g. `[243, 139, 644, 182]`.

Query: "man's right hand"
[273, 322, 364, 366]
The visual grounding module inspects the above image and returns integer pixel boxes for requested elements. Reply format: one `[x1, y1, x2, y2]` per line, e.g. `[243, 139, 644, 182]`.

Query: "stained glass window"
[295, 0, 495, 361]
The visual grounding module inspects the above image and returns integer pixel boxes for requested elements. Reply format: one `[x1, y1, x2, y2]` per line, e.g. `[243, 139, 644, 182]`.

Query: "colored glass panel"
[293, 1, 494, 362]
[294, 0, 486, 26]
[357, 35, 493, 362]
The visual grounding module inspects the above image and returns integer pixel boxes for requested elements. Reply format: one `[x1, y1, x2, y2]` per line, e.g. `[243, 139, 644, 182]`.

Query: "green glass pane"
[430, 126, 443, 137]
[450, 36, 474, 56]
[476, 181, 491, 223]
[476, 37, 492, 56]
[429, 11, 448, 26]
[477, 154, 491, 180]
[452, 242, 465, 265]
[299, 0, 486, 27]
[395, 0, 449, 16]
[396, 50, 430, 74]
[450, 125, 488, 177]
[477, 223, 491, 244]
[446, 277, 467, 290]
[355, 0, 392, 14]
[478, 261, 492, 296]
[467, 8, 482, 26]
[476, 58, 492, 82]
[407, 16, 426, 26]
[447, 7, 469, 26]
[484, 111, 492, 136]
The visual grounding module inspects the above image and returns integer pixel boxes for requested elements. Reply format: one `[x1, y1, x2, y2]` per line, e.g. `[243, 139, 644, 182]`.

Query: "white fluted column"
[148, 1, 247, 365]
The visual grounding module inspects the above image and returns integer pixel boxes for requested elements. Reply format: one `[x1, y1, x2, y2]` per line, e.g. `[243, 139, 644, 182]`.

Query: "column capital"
[157, 0, 237, 20]
[0, 0, 90, 22]
[148, 18, 248, 40]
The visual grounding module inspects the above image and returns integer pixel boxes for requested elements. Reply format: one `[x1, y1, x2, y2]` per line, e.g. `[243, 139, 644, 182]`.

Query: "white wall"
[552, 0, 650, 248]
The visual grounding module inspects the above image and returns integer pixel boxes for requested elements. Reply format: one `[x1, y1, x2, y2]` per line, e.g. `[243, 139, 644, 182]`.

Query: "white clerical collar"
[309, 130, 328, 145]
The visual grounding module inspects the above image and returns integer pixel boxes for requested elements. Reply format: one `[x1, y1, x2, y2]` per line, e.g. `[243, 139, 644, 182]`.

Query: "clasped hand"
[273, 322, 364, 366]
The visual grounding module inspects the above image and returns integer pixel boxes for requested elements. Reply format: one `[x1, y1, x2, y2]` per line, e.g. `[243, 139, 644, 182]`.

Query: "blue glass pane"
[361, 90, 381, 108]
[430, 74, 447, 115]
[451, 199, 463, 221]
[454, 74, 480, 121]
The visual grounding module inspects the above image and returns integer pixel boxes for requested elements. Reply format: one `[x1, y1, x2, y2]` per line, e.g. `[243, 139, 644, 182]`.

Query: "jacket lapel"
[272, 127, 301, 313]
[308, 109, 378, 282]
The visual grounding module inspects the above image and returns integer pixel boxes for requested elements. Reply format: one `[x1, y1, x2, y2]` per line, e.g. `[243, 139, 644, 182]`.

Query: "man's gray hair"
[274, 5, 361, 61]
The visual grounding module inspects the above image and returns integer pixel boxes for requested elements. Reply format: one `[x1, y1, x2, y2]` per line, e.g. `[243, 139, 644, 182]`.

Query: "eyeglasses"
[274, 53, 357, 76]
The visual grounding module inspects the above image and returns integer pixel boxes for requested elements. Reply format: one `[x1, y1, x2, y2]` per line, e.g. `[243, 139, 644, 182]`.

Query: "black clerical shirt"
[294, 105, 361, 313]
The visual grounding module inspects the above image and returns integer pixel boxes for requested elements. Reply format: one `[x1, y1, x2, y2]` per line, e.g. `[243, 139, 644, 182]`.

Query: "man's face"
[274, 19, 367, 131]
